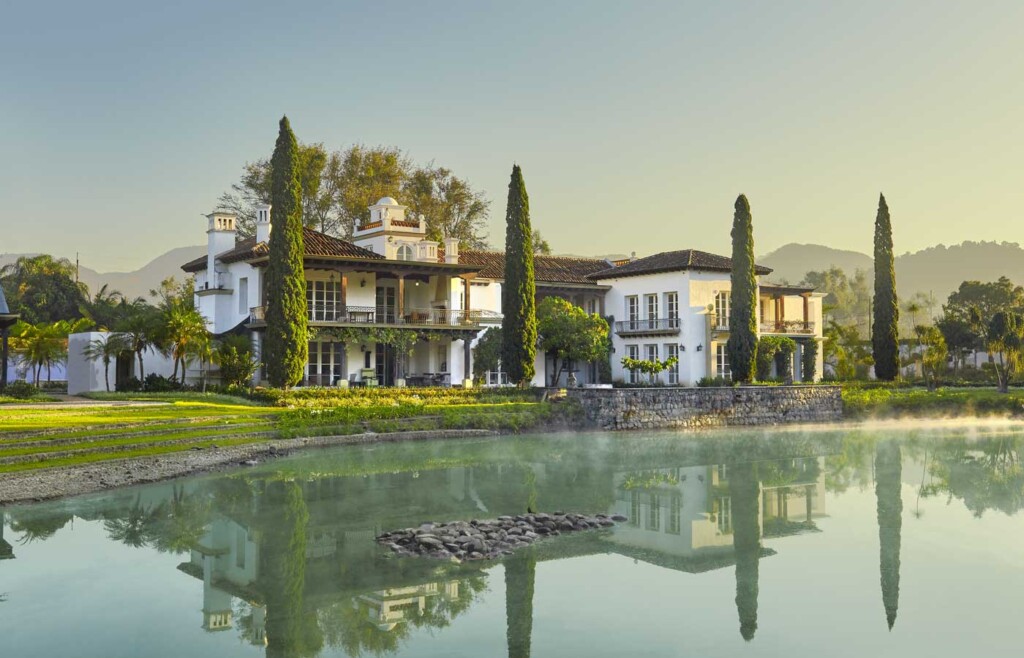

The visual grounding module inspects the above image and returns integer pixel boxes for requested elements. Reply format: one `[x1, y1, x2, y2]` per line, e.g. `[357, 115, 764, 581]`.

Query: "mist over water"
[3, 423, 1024, 658]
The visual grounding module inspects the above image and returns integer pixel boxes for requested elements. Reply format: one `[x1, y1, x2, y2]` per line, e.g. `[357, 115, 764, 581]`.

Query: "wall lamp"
[696, 343, 703, 352]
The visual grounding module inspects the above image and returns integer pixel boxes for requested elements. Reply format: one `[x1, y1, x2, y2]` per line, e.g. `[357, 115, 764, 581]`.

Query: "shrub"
[143, 373, 181, 392]
[697, 376, 733, 388]
[2, 380, 37, 399]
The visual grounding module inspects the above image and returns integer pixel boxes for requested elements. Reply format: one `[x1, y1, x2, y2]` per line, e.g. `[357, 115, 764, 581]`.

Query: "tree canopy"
[536, 296, 609, 386]
[0, 255, 87, 324]
[218, 143, 490, 248]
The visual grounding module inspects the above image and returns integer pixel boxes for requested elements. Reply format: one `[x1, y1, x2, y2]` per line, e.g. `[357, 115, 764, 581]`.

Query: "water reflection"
[4, 427, 1024, 656]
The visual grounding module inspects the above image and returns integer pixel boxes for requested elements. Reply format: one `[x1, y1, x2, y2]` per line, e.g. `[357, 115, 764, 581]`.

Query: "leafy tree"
[914, 325, 948, 390]
[215, 335, 258, 388]
[872, 194, 899, 380]
[986, 311, 1024, 393]
[150, 276, 196, 311]
[80, 284, 147, 331]
[115, 306, 161, 381]
[531, 229, 552, 255]
[935, 313, 979, 372]
[218, 143, 491, 248]
[800, 267, 871, 332]
[501, 165, 537, 387]
[0, 255, 87, 324]
[824, 320, 873, 380]
[755, 335, 796, 381]
[945, 277, 1024, 321]
[537, 296, 610, 386]
[472, 326, 502, 381]
[405, 166, 490, 249]
[158, 303, 208, 383]
[264, 117, 309, 388]
[727, 195, 758, 383]
[81, 332, 127, 392]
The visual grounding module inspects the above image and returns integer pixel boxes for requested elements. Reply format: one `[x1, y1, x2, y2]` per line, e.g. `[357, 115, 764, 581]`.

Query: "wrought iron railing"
[614, 318, 681, 335]
[249, 305, 492, 327]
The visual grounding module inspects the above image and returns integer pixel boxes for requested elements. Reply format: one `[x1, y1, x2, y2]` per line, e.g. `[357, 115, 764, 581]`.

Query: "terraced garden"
[0, 391, 574, 476]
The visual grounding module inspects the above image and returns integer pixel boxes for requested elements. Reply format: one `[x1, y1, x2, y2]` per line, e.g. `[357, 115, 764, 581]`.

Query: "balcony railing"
[614, 318, 681, 336]
[196, 271, 232, 293]
[249, 305, 495, 328]
[759, 320, 816, 335]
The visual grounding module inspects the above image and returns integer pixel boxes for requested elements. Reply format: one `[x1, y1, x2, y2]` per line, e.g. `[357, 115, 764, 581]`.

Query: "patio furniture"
[359, 368, 378, 388]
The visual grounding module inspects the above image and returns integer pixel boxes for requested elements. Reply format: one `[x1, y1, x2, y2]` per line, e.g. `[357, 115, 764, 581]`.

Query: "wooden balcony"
[759, 320, 816, 335]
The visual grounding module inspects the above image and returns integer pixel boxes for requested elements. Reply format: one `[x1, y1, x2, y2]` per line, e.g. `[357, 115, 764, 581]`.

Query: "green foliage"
[620, 356, 679, 384]
[875, 440, 902, 630]
[986, 311, 1024, 393]
[472, 327, 502, 380]
[0, 255, 87, 324]
[939, 277, 1024, 370]
[697, 376, 733, 388]
[841, 386, 1024, 418]
[914, 325, 948, 390]
[219, 143, 490, 248]
[537, 296, 609, 386]
[501, 165, 537, 387]
[1, 380, 37, 399]
[81, 333, 128, 392]
[801, 339, 818, 382]
[800, 267, 871, 333]
[10, 318, 92, 385]
[215, 335, 258, 389]
[531, 229, 551, 255]
[251, 385, 536, 408]
[826, 320, 873, 380]
[727, 195, 758, 383]
[264, 116, 309, 388]
[755, 336, 796, 381]
[872, 194, 900, 380]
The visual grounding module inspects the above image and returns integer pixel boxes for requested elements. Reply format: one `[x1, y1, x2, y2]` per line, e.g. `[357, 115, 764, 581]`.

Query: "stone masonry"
[567, 386, 842, 431]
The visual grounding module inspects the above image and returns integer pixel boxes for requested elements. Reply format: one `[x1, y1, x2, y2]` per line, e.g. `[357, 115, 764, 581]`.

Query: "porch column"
[460, 274, 475, 321]
[397, 274, 406, 323]
[802, 293, 810, 329]
[463, 336, 473, 388]
[340, 273, 348, 311]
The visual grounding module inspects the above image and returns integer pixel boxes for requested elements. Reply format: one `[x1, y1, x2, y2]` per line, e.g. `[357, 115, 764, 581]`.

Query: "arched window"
[397, 245, 413, 261]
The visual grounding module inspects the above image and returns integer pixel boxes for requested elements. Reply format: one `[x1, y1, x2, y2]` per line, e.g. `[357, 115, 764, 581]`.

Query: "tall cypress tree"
[505, 548, 536, 658]
[872, 194, 899, 380]
[727, 194, 758, 383]
[731, 460, 761, 641]
[264, 116, 308, 388]
[501, 165, 537, 387]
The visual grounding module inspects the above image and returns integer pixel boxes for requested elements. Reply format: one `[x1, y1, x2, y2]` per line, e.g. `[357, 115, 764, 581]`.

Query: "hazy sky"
[3, 1, 1023, 270]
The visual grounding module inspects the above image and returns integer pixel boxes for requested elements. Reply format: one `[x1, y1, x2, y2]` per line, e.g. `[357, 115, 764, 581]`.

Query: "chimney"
[444, 237, 460, 264]
[255, 204, 272, 244]
[206, 211, 237, 288]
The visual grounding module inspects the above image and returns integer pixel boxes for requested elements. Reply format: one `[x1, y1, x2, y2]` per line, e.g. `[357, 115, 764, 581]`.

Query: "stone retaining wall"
[566, 386, 842, 430]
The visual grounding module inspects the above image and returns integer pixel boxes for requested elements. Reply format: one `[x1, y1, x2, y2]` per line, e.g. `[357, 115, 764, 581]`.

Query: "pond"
[3, 421, 1024, 657]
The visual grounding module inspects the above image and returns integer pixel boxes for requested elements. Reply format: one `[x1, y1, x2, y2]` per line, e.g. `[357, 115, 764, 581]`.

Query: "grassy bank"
[0, 389, 573, 475]
[842, 386, 1024, 419]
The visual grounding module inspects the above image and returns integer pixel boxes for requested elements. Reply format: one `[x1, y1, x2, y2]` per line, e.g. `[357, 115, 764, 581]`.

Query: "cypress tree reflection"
[261, 481, 322, 658]
[875, 439, 902, 631]
[731, 460, 761, 642]
[505, 547, 536, 658]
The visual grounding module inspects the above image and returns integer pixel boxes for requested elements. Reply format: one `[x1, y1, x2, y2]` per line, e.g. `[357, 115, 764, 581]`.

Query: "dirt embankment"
[0, 429, 496, 506]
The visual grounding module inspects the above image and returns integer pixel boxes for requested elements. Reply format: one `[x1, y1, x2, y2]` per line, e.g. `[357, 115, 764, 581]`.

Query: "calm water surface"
[3, 422, 1024, 657]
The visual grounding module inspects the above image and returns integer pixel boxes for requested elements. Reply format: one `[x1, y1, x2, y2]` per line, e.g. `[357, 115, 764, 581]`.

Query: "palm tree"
[81, 333, 127, 392]
[116, 309, 159, 380]
[160, 303, 209, 383]
[11, 321, 66, 385]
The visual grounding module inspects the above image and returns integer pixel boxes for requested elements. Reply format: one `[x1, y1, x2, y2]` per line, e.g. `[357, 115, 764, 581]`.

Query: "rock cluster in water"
[377, 512, 627, 561]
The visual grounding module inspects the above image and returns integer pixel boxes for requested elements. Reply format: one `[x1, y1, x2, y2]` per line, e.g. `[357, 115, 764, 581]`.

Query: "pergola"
[0, 284, 20, 389]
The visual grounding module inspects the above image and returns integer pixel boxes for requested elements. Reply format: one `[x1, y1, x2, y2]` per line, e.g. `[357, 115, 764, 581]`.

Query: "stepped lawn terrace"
[3, 422, 1024, 657]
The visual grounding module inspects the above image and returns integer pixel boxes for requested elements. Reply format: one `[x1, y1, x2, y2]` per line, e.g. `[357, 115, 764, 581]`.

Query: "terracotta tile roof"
[588, 249, 773, 280]
[458, 250, 611, 285]
[182, 228, 384, 272]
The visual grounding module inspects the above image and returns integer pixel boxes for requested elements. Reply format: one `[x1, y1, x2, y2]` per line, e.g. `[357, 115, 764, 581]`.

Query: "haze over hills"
[4, 240, 1023, 309]
[1, 246, 206, 301]
[759, 241, 1024, 301]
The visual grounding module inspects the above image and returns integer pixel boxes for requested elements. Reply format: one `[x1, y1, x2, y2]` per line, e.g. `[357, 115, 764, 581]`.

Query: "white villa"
[66, 196, 825, 391]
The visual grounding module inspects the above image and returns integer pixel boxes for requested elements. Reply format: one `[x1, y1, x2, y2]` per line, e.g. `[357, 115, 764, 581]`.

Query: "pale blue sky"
[2, 1, 1023, 269]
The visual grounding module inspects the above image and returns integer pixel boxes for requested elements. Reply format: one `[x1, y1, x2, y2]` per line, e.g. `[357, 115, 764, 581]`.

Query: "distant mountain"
[759, 241, 1024, 301]
[0, 245, 205, 301]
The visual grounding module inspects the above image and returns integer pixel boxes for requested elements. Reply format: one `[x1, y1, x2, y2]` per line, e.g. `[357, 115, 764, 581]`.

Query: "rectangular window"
[717, 496, 733, 534]
[630, 490, 640, 527]
[626, 344, 640, 384]
[645, 294, 658, 321]
[716, 343, 731, 380]
[647, 494, 661, 531]
[625, 295, 639, 328]
[665, 291, 679, 327]
[715, 291, 731, 329]
[238, 277, 249, 315]
[665, 343, 679, 385]
[587, 298, 598, 315]
[307, 340, 346, 386]
[667, 494, 681, 535]
[645, 344, 658, 384]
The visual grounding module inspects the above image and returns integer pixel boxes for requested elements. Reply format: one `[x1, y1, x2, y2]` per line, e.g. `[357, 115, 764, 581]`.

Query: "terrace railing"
[614, 318, 681, 336]
[249, 305, 496, 328]
[759, 320, 816, 335]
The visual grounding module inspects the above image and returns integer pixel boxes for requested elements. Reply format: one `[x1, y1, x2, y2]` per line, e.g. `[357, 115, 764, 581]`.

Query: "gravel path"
[0, 429, 496, 505]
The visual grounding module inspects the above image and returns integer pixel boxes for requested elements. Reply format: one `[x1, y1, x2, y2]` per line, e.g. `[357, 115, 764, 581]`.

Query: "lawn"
[0, 390, 570, 475]
[841, 386, 1024, 418]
